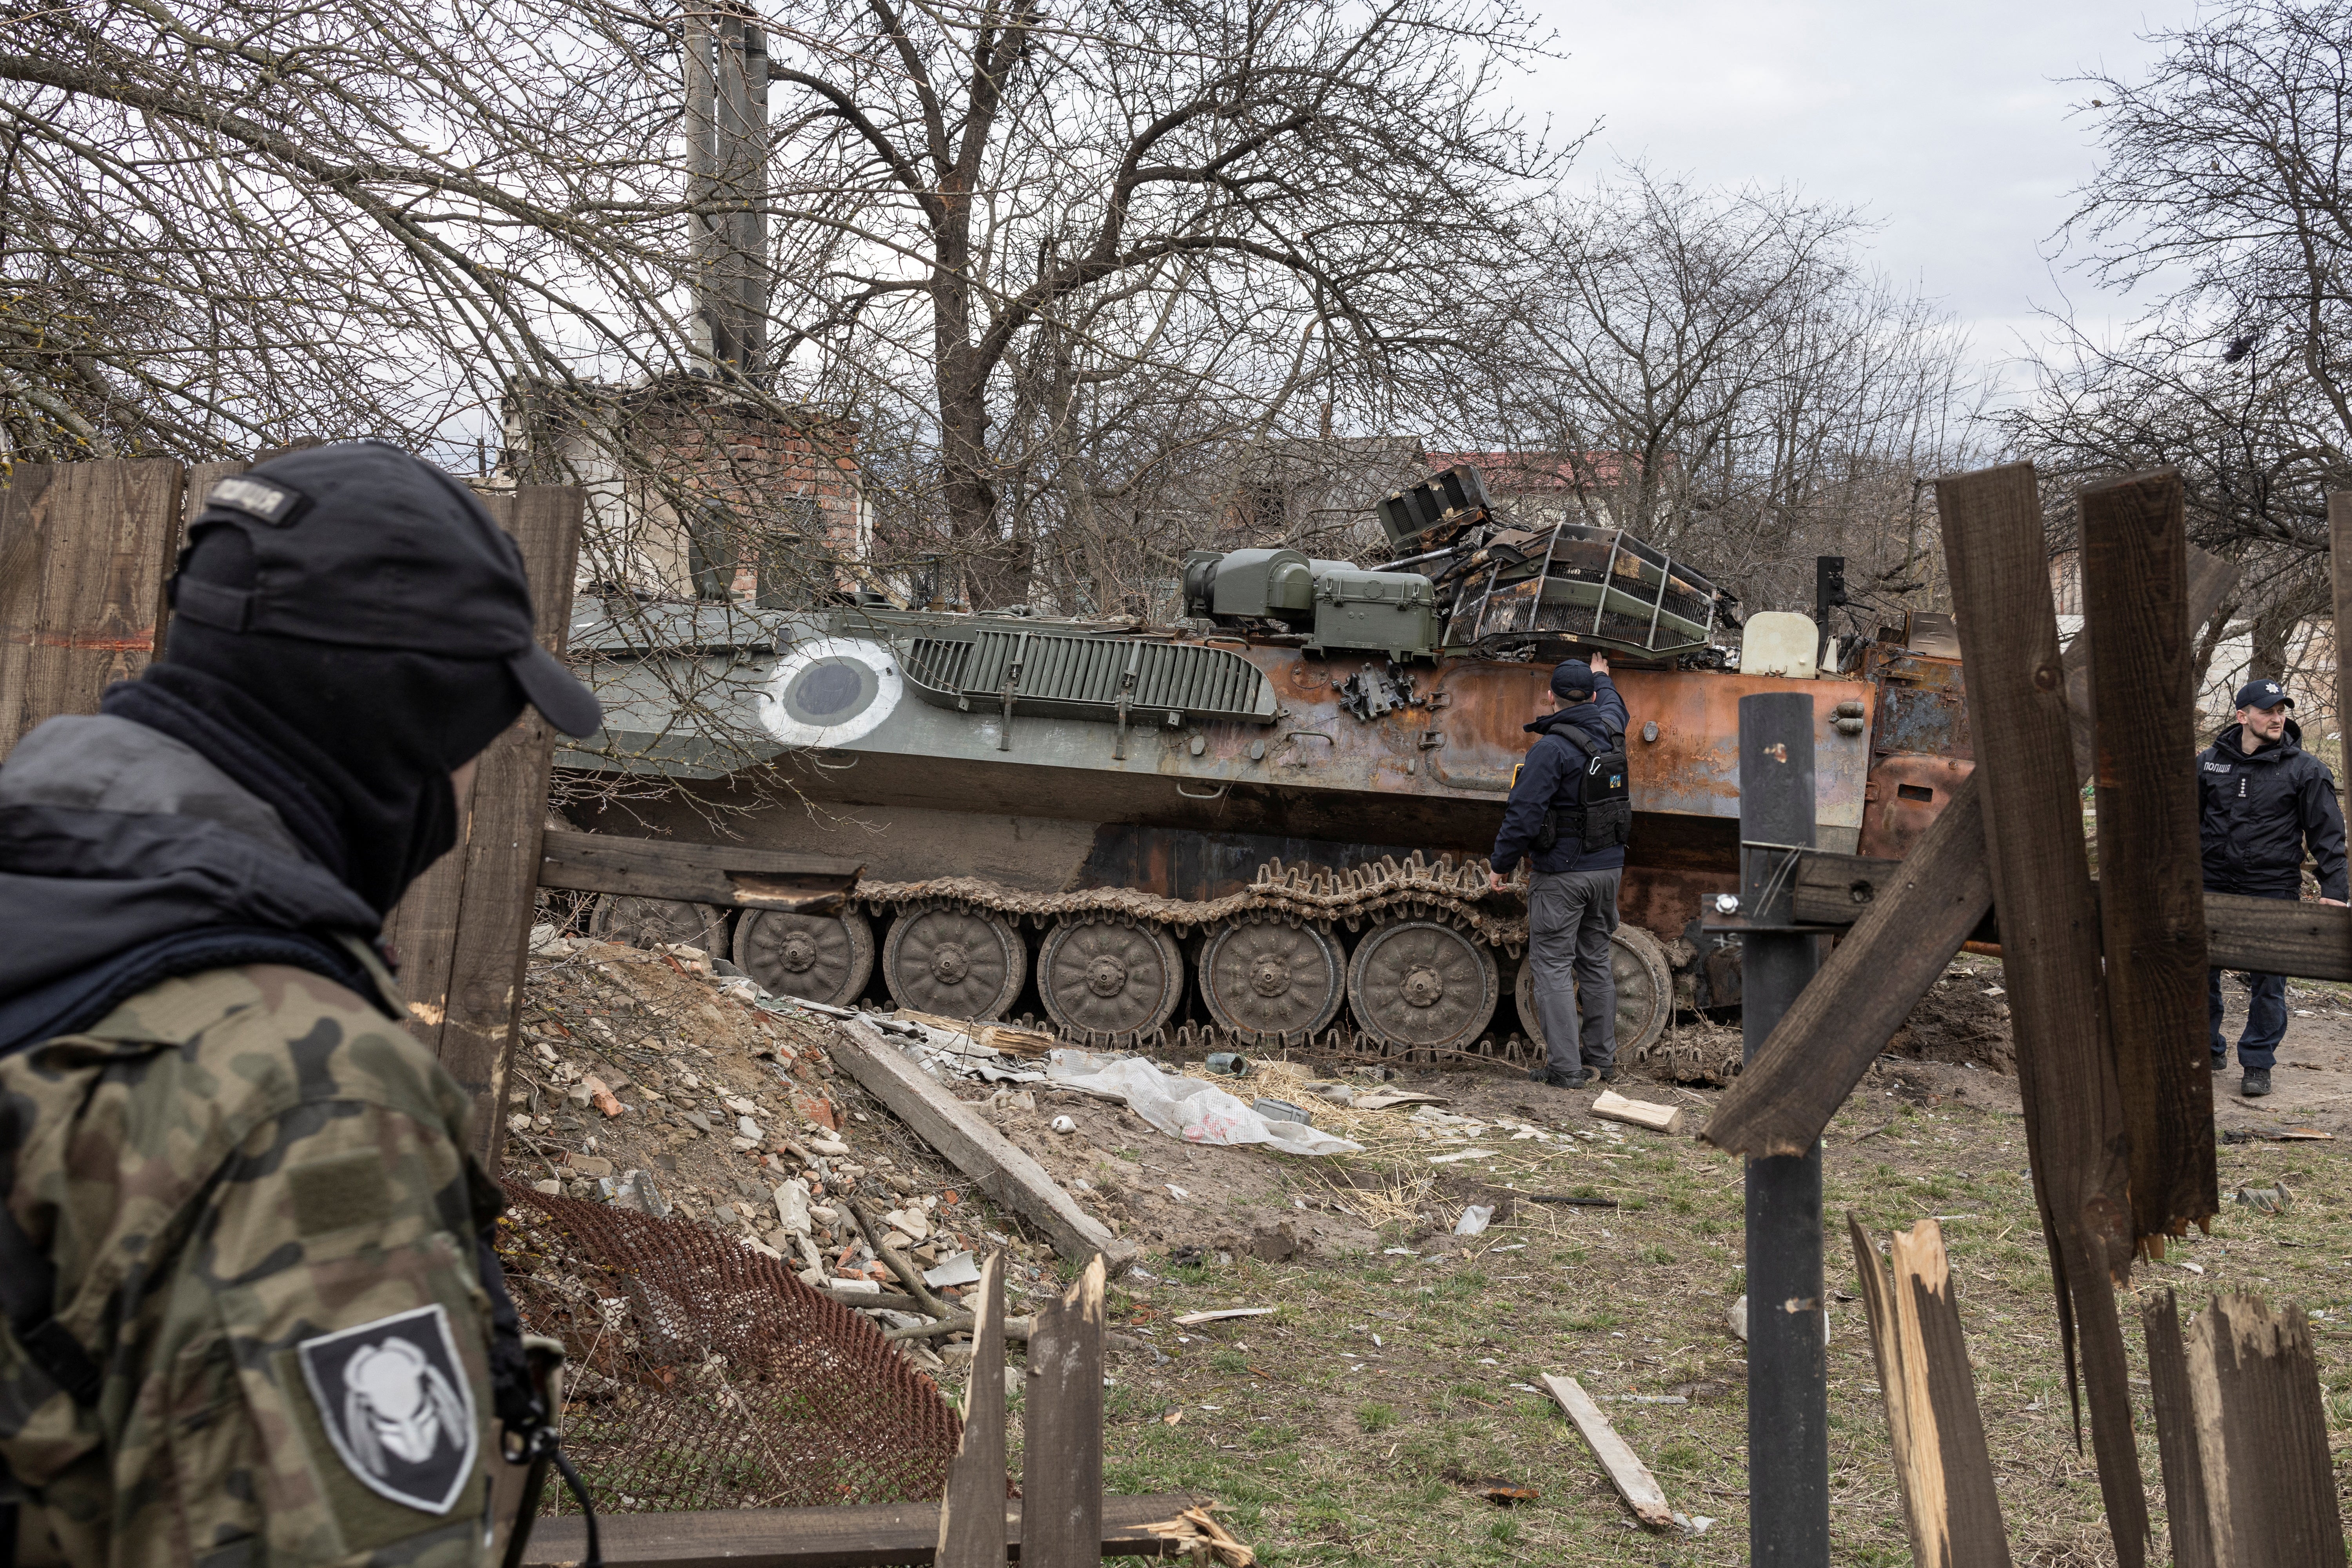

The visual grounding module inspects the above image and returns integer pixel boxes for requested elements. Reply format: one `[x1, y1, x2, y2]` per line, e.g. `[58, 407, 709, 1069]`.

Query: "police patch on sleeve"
[296, 1305, 479, 1514]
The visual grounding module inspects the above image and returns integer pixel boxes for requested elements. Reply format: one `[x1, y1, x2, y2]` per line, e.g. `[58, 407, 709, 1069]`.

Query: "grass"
[981, 1052, 2352, 1564]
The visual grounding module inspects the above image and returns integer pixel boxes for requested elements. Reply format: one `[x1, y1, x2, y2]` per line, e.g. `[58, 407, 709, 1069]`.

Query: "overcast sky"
[1517, 0, 2200, 392]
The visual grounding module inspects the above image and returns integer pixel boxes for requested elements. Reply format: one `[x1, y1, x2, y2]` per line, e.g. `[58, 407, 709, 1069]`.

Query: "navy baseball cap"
[2233, 679, 2292, 712]
[1550, 659, 1596, 699]
[169, 442, 601, 737]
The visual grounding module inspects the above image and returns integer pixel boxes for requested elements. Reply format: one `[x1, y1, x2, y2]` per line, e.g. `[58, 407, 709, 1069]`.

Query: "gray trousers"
[1528, 867, 1622, 1075]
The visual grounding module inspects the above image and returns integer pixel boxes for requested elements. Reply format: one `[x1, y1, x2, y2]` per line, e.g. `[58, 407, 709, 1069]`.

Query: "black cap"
[2233, 678, 2292, 712]
[170, 442, 601, 737]
[1550, 659, 1595, 699]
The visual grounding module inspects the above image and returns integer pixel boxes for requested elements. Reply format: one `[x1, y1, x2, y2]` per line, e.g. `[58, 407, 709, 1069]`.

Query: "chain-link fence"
[497, 1180, 963, 1512]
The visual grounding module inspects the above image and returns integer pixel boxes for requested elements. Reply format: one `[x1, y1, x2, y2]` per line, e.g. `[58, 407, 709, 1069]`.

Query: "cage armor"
[1534, 722, 1633, 855]
[0, 953, 586, 1568]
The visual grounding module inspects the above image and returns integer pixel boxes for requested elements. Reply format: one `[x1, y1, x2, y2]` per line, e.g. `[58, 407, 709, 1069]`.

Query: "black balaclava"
[101, 525, 529, 915]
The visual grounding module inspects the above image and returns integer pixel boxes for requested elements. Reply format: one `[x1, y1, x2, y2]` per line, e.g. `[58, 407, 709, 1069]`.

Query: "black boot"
[2242, 1067, 2272, 1098]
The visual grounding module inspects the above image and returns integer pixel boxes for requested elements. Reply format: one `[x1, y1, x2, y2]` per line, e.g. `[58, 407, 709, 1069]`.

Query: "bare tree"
[762, 0, 1564, 605]
[2010, 0, 2352, 717]
[1454, 168, 1986, 629]
[0, 0, 726, 464]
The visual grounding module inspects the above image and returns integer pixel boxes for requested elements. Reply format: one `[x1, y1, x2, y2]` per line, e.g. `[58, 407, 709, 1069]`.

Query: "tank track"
[855, 851, 1527, 954]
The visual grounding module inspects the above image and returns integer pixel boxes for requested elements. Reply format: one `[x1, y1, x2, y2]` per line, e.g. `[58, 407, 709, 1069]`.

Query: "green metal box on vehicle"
[1309, 570, 1440, 659]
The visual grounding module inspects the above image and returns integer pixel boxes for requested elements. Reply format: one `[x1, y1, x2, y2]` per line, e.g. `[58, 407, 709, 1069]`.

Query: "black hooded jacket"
[0, 713, 393, 1051]
[2198, 717, 2348, 901]
[1490, 672, 1631, 877]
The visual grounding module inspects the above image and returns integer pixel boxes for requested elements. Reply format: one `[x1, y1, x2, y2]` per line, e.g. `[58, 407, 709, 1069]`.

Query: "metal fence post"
[1739, 691, 1828, 1563]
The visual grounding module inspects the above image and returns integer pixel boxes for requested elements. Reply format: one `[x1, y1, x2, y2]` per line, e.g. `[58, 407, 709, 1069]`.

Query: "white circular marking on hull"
[757, 635, 903, 748]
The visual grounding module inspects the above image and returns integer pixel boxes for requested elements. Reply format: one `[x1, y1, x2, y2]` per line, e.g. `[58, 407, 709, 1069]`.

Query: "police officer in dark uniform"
[1488, 653, 1630, 1088]
[2198, 677, 2348, 1098]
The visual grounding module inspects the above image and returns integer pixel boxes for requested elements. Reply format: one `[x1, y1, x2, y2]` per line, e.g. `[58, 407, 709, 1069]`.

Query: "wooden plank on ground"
[1023, 1256, 1106, 1568]
[2142, 1290, 2218, 1568]
[1588, 1089, 1684, 1136]
[1701, 542, 2237, 1161]
[538, 828, 862, 911]
[381, 486, 584, 1164]
[934, 1252, 1008, 1567]
[0, 459, 185, 757]
[1538, 1374, 1674, 1531]
[2081, 469, 2218, 1254]
[1935, 459, 2146, 1567]
[831, 1017, 1137, 1271]
[2183, 1294, 2348, 1568]
[520, 1494, 1194, 1566]
[1847, 1216, 2013, 1568]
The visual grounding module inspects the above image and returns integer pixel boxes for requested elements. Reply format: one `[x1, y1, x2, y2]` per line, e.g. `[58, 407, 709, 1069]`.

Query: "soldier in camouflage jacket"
[0, 444, 599, 1568]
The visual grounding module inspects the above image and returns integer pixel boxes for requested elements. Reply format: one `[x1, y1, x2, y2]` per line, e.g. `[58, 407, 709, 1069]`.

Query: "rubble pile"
[501, 934, 1078, 1372]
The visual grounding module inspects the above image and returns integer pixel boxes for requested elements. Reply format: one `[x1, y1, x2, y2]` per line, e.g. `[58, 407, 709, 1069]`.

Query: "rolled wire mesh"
[496, 1179, 963, 1512]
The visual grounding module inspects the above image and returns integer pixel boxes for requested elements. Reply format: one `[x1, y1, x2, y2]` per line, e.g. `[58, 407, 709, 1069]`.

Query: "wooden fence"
[1712, 466, 2351, 1568]
[0, 456, 585, 1160]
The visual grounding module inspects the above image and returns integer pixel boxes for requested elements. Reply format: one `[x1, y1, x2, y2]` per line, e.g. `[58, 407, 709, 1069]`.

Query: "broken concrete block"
[568, 1154, 615, 1180]
[773, 1177, 812, 1233]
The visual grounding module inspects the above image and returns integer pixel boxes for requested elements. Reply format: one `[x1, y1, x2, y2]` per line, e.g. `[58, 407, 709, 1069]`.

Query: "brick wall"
[505, 376, 871, 604]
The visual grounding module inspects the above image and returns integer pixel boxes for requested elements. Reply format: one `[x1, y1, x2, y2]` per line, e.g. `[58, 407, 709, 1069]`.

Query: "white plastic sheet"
[1045, 1053, 1361, 1156]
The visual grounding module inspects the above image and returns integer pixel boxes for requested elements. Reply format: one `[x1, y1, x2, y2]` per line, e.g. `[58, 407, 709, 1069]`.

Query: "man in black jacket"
[1488, 654, 1630, 1088]
[2199, 677, 2348, 1098]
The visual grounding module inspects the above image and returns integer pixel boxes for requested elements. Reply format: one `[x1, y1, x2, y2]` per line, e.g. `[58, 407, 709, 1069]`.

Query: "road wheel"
[1198, 919, 1346, 1040]
[733, 906, 874, 1008]
[1346, 918, 1498, 1053]
[882, 906, 1027, 1020]
[593, 895, 728, 956]
[1037, 918, 1185, 1040]
[1513, 925, 1674, 1060]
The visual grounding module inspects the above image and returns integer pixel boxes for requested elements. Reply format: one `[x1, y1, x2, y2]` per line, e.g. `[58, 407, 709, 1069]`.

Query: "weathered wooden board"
[2180, 1294, 2347, 1568]
[1935, 460, 2145, 1566]
[934, 1253, 1008, 1567]
[1539, 1373, 1675, 1530]
[2082, 470, 2218, 1253]
[381, 486, 584, 1163]
[0, 459, 186, 757]
[1589, 1089, 1684, 1135]
[1702, 541, 2237, 1162]
[830, 1018, 1136, 1270]
[1022, 1256, 1107, 1568]
[1848, 1216, 2013, 1568]
[537, 828, 862, 911]
[2142, 1290, 2218, 1568]
[520, 1494, 1195, 1566]
[1793, 857, 2350, 980]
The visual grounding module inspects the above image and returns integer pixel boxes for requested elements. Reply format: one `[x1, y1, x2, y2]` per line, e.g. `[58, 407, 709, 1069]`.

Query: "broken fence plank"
[2143, 1290, 2218, 1568]
[1847, 1216, 2013, 1568]
[1703, 542, 2236, 1164]
[1024, 1255, 1107, 1568]
[831, 1017, 1136, 1271]
[1172, 1308, 1276, 1327]
[521, 1494, 1196, 1567]
[1937, 459, 2146, 1567]
[2082, 469, 2219, 1254]
[1589, 1089, 1684, 1136]
[934, 1252, 1008, 1568]
[1537, 1373, 1675, 1531]
[2183, 1294, 2348, 1568]
[1790, 858, 2352, 983]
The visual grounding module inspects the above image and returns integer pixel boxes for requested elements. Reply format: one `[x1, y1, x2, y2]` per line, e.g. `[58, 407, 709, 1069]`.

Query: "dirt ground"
[504, 939, 2352, 1565]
